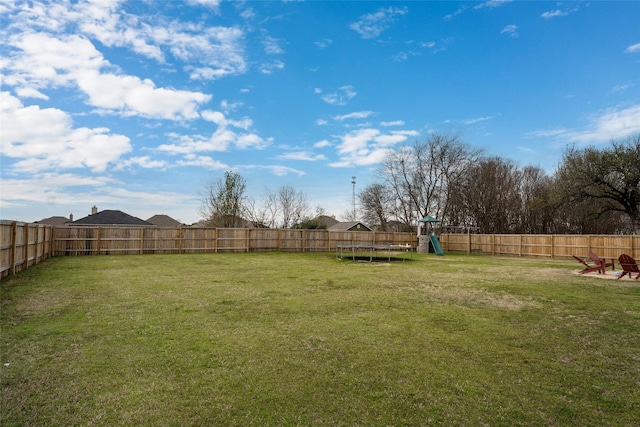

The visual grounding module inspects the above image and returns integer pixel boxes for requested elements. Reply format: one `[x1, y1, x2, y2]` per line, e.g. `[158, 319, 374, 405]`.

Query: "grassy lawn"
[2, 252, 639, 426]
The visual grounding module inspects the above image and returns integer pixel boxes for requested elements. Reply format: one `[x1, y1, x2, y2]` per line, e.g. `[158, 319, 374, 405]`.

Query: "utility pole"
[351, 176, 356, 220]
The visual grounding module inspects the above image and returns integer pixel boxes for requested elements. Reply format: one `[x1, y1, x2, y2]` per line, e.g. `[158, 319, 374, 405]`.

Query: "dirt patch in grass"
[409, 283, 542, 310]
[572, 269, 640, 284]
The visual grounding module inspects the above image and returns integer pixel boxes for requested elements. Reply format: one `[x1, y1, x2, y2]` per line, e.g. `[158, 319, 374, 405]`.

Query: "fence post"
[10, 222, 17, 275]
[96, 227, 101, 255]
[519, 234, 523, 257]
[51, 225, 56, 257]
[140, 227, 144, 255]
[38, 225, 44, 262]
[302, 229, 307, 253]
[24, 223, 29, 268]
[550, 235, 555, 259]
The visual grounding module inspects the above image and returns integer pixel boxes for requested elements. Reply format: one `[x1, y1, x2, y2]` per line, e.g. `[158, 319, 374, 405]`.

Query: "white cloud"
[0, 92, 131, 173]
[350, 7, 408, 39]
[4, 33, 211, 120]
[314, 39, 333, 49]
[319, 85, 357, 106]
[158, 109, 272, 155]
[541, 6, 579, 19]
[625, 43, 640, 54]
[446, 0, 510, 20]
[236, 133, 272, 149]
[528, 104, 640, 144]
[612, 83, 634, 93]
[501, 25, 518, 38]
[14, 86, 49, 100]
[380, 120, 405, 127]
[186, 0, 221, 10]
[330, 127, 415, 167]
[176, 154, 229, 170]
[474, 0, 513, 10]
[0, 173, 118, 208]
[314, 139, 332, 148]
[263, 35, 285, 55]
[259, 59, 285, 75]
[278, 151, 327, 161]
[77, 71, 211, 120]
[4, 0, 247, 80]
[463, 115, 497, 125]
[246, 165, 306, 177]
[334, 111, 375, 121]
[541, 10, 569, 19]
[113, 156, 169, 171]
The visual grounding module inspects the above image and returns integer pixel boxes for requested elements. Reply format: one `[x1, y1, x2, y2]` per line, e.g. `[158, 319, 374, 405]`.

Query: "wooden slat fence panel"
[1, 221, 53, 278]
[214, 228, 249, 252]
[273, 229, 298, 252]
[248, 228, 279, 252]
[47, 227, 414, 255]
[440, 234, 640, 259]
[303, 229, 330, 252]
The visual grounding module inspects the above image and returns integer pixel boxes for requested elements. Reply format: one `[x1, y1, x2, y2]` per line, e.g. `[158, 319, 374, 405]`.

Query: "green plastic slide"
[430, 235, 444, 256]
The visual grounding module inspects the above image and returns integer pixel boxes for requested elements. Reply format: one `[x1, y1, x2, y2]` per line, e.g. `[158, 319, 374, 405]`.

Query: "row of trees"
[200, 171, 320, 229]
[200, 133, 640, 234]
[360, 133, 640, 234]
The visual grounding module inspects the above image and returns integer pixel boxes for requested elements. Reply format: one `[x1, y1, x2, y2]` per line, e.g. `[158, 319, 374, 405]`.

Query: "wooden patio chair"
[617, 254, 640, 280]
[573, 254, 604, 274]
[589, 251, 615, 273]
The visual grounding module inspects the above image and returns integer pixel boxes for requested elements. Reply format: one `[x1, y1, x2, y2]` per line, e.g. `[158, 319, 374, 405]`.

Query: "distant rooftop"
[71, 210, 152, 226]
[146, 214, 183, 227]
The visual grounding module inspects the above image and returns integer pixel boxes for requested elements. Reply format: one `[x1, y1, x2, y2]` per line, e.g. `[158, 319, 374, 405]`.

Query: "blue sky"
[1, 0, 639, 225]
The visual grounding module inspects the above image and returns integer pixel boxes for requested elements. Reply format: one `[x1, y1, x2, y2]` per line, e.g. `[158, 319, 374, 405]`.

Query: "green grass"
[2, 252, 639, 426]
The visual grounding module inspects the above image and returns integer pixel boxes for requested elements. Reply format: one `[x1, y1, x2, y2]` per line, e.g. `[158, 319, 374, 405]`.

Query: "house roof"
[36, 216, 72, 226]
[71, 210, 153, 226]
[146, 214, 183, 227]
[314, 215, 339, 228]
[328, 221, 372, 232]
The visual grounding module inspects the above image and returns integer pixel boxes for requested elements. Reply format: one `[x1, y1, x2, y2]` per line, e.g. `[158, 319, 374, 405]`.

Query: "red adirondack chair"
[617, 254, 640, 280]
[589, 251, 615, 273]
[573, 254, 604, 274]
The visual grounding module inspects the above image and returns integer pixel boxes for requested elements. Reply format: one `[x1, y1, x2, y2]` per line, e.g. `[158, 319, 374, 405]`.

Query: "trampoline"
[336, 244, 414, 262]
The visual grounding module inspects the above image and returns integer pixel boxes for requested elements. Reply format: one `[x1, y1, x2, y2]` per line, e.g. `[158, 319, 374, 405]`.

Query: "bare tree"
[359, 183, 393, 230]
[200, 171, 247, 227]
[379, 133, 482, 228]
[456, 157, 523, 233]
[519, 166, 555, 234]
[256, 190, 280, 228]
[278, 185, 309, 228]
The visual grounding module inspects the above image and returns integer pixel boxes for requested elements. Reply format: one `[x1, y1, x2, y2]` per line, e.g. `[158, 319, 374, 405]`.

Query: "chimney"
[69, 213, 73, 222]
[91, 206, 98, 215]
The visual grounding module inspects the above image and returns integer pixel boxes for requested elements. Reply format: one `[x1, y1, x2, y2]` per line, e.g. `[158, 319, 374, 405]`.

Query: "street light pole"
[351, 176, 356, 220]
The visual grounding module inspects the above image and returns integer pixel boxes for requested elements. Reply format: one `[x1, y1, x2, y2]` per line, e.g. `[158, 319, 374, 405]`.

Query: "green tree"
[556, 134, 640, 233]
[200, 171, 247, 227]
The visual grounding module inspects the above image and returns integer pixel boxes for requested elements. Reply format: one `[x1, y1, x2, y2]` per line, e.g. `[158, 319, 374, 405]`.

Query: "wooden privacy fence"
[51, 226, 417, 256]
[440, 233, 640, 260]
[1, 221, 54, 278]
[3, 221, 640, 278]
